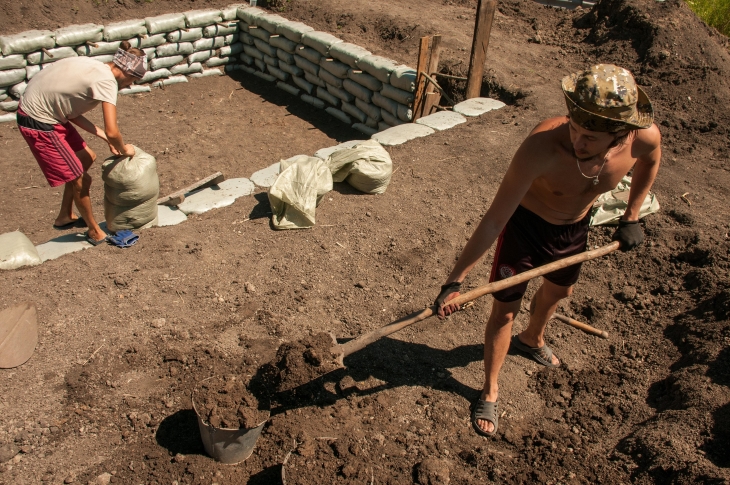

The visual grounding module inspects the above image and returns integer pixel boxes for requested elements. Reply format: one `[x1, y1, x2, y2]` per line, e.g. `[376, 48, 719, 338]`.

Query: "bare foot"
[86, 228, 107, 243]
[53, 215, 81, 227]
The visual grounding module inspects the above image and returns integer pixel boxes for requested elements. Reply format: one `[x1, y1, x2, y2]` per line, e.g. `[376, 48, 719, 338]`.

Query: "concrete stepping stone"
[371, 124, 435, 146]
[155, 205, 188, 227]
[35, 233, 94, 262]
[416, 111, 467, 131]
[453, 97, 505, 117]
[177, 177, 255, 215]
[314, 139, 366, 160]
[251, 163, 281, 188]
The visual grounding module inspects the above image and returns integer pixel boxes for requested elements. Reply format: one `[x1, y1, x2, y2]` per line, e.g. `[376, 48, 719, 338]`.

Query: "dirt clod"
[270, 333, 341, 392]
[194, 376, 269, 429]
[417, 458, 451, 485]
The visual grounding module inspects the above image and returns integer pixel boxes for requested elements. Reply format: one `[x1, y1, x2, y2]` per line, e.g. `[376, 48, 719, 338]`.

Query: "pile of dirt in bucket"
[267, 332, 343, 392]
[195, 375, 270, 429]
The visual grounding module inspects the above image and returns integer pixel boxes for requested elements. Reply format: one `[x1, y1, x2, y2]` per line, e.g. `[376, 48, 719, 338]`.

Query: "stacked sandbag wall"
[0, 4, 417, 136]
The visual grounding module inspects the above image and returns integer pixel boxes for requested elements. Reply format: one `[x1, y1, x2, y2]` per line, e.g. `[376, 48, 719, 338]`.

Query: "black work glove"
[435, 282, 461, 318]
[612, 219, 644, 252]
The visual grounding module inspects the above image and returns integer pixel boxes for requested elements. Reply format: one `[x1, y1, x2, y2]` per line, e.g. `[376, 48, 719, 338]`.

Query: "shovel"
[330, 241, 620, 366]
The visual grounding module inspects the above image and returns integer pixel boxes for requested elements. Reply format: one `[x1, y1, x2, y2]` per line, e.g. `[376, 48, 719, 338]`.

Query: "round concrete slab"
[178, 178, 255, 215]
[156, 205, 189, 227]
[453, 97, 506, 117]
[313, 139, 366, 160]
[251, 163, 281, 188]
[415, 111, 467, 131]
[371, 124, 435, 146]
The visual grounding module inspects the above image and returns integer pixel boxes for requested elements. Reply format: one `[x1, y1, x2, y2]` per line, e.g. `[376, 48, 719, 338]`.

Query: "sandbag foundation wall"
[0, 5, 418, 136]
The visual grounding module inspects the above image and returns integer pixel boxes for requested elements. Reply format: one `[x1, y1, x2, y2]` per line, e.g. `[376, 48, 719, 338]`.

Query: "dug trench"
[1, 0, 730, 484]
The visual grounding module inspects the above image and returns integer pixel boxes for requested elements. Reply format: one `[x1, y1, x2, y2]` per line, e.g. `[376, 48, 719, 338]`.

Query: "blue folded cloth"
[107, 229, 139, 248]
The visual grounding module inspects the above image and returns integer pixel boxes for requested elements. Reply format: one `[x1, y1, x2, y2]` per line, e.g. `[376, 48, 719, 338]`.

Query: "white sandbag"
[25, 65, 41, 80]
[103, 20, 147, 41]
[279, 61, 303, 78]
[326, 84, 354, 103]
[270, 35, 297, 54]
[76, 41, 120, 57]
[341, 101, 367, 124]
[253, 39, 277, 58]
[143, 48, 157, 60]
[292, 75, 314, 94]
[316, 86, 340, 107]
[276, 21, 314, 43]
[0, 31, 55, 56]
[136, 68, 171, 84]
[365, 117, 379, 129]
[239, 53, 254, 65]
[325, 139, 392, 194]
[206, 56, 232, 68]
[319, 58, 349, 78]
[296, 45, 322, 64]
[189, 68, 223, 78]
[184, 9, 223, 28]
[325, 107, 351, 125]
[219, 42, 244, 57]
[204, 23, 239, 38]
[237, 7, 268, 25]
[0, 232, 42, 270]
[0, 93, 6, 102]
[171, 62, 203, 75]
[347, 69, 382, 91]
[119, 85, 151, 95]
[356, 98, 382, 121]
[300, 31, 342, 56]
[381, 83, 414, 106]
[301, 93, 325, 109]
[268, 155, 333, 230]
[189, 50, 213, 65]
[276, 49, 295, 65]
[223, 34, 235, 45]
[9, 82, 26, 99]
[381, 108, 403, 127]
[276, 81, 299, 96]
[146, 13, 187, 34]
[372, 92, 399, 116]
[54, 24, 103, 46]
[150, 55, 184, 71]
[156, 42, 194, 58]
[328, 43, 371, 68]
[266, 64, 288, 81]
[294, 55, 319, 76]
[193, 37, 216, 52]
[255, 14, 289, 33]
[253, 57, 265, 71]
[0, 69, 26, 88]
[355, 55, 398, 84]
[397, 104, 413, 123]
[155, 75, 188, 87]
[253, 70, 276, 82]
[304, 71, 326, 88]
[0, 100, 19, 111]
[222, 4, 247, 20]
[243, 45, 264, 61]
[248, 27, 271, 42]
[352, 123, 378, 137]
[0, 55, 26, 70]
[264, 54, 279, 67]
[139, 34, 167, 49]
[239, 32, 255, 45]
[167, 28, 203, 43]
[26, 47, 78, 65]
[102, 146, 159, 232]
[390, 65, 417, 92]
[0, 113, 15, 123]
[319, 68, 343, 89]
[343, 79, 373, 103]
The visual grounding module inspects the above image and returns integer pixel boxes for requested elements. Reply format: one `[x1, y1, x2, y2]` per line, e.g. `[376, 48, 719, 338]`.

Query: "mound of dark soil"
[194, 375, 269, 429]
[270, 332, 342, 392]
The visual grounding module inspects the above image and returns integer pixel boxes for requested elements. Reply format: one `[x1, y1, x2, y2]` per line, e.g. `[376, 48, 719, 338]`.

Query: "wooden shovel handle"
[335, 241, 619, 358]
[553, 312, 609, 339]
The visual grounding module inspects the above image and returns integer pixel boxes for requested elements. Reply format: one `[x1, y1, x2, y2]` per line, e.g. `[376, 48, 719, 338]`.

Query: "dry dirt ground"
[1, 0, 729, 484]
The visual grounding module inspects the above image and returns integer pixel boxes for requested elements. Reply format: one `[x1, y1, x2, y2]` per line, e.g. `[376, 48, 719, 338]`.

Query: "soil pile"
[269, 332, 342, 392]
[194, 375, 269, 429]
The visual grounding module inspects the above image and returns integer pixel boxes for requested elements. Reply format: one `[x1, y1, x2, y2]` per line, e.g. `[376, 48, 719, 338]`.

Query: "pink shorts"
[17, 107, 87, 187]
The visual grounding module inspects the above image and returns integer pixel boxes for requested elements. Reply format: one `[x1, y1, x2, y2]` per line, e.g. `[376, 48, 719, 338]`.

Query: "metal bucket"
[192, 380, 269, 465]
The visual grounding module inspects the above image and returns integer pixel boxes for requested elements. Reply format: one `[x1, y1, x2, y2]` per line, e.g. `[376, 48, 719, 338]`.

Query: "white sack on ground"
[268, 155, 333, 230]
[0, 232, 42, 270]
[102, 146, 159, 232]
[0, 31, 55, 56]
[103, 20, 147, 41]
[590, 176, 660, 226]
[54, 24, 104, 46]
[324, 139, 392, 194]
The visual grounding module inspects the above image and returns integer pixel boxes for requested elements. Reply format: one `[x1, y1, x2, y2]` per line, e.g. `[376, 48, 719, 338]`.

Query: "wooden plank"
[412, 36, 431, 121]
[421, 35, 443, 117]
[466, 0, 497, 99]
[157, 171, 225, 206]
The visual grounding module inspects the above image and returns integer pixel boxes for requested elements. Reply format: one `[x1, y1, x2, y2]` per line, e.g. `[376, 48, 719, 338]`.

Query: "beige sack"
[268, 155, 333, 230]
[326, 139, 392, 194]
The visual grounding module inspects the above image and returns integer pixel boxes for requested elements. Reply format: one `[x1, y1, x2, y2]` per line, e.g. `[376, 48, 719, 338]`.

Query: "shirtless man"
[435, 64, 661, 437]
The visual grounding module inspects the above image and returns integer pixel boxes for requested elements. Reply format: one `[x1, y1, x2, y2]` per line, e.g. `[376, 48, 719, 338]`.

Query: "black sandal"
[471, 399, 498, 437]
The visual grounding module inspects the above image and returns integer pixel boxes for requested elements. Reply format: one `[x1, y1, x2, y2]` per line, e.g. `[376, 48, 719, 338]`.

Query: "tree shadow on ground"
[226, 71, 363, 143]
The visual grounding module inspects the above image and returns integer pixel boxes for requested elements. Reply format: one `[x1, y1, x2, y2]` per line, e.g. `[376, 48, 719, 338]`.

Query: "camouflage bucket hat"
[562, 64, 653, 132]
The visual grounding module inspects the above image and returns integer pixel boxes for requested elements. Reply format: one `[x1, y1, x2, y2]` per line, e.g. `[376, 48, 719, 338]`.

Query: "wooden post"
[412, 36, 431, 121]
[420, 35, 442, 117]
[465, 0, 497, 99]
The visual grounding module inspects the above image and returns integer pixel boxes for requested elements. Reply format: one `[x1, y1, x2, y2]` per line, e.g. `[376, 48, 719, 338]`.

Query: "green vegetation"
[686, 0, 730, 36]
